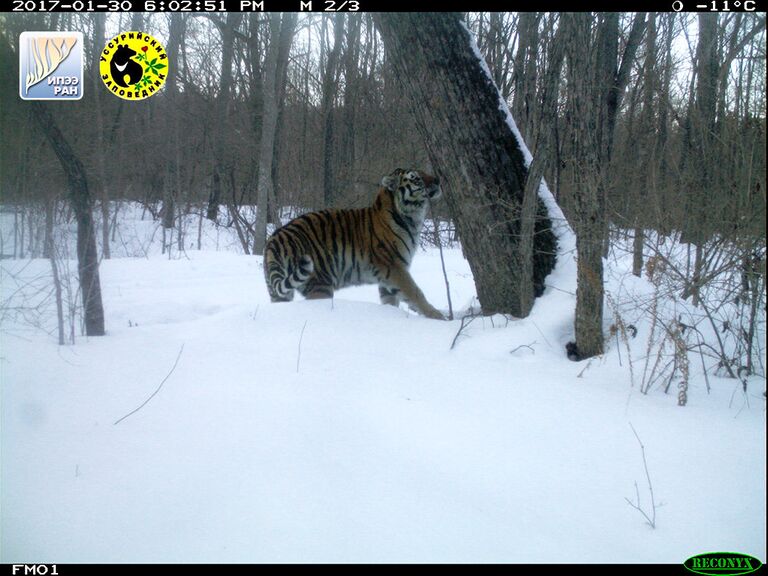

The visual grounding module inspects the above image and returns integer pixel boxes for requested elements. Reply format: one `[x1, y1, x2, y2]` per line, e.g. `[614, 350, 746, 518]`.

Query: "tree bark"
[375, 13, 557, 317]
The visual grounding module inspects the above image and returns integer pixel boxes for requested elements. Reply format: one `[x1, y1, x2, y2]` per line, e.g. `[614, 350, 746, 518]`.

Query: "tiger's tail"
[266, 253, 314, 302]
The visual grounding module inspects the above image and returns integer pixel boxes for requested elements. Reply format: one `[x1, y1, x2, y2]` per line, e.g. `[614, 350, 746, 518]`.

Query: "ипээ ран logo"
[100, 31, 167, 101]
[19, 31, 83, 100]
[684, 552, 763, 576]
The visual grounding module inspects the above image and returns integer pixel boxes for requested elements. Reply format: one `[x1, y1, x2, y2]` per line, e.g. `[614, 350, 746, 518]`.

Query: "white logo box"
[19, 31, 84, 101]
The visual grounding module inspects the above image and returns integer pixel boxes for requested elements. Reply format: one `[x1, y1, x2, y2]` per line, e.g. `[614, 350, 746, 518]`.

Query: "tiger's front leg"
[300, 279, 335, 300]
[385, 267, 445, 320]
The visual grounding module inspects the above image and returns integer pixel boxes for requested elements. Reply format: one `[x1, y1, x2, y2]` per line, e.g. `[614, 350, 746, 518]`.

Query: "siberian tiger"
[263, 168, 445, 320]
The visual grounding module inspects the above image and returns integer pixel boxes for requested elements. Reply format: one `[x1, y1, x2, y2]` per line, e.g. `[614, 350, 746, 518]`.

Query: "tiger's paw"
[424, 308, 446, 320]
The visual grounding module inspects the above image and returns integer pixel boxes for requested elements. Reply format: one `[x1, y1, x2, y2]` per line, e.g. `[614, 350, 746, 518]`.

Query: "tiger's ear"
[381, 168, 405, 191]
[381, 174, 399, 191]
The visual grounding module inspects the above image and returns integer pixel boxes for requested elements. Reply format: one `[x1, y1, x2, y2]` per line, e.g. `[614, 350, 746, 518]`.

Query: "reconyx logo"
[100, 31, 167, 100]
[19, 31, 83, 100]
[685, 552, 763, 576]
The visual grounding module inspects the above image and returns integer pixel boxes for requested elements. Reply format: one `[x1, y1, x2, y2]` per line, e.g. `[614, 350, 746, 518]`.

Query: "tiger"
[263, 168, 445, 320]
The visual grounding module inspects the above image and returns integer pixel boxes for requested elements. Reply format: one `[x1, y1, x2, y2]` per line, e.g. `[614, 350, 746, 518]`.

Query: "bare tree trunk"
[518, 20, 565, 315]
[14, 205, 19, 260]
[300, 21, 310, 186]
[321, 15, 344, 208]
[375, 13, 557, 317]
[269, 12, 297, 225]
[161, 15, 184, 241]
[605, 14, 645, 161]
[602, 13, 645, 258]
[562, 13, 605, 359]
[656, 14, 675, 234]
[683, 14, 719, 305]
[253, 13, 296, 255]
[45, 197, 65, 345]
[130, 12, 143, 31]
[511, 13, 540, 143]
[42, 191, 54, 259]
[246, 12, 264, 211]
[633, 14, 657, 277]
[561, 13, 645, 359]
[31, 101, 105, 336]
[478, 13, 515, 100]
[92, 13, 111, 259]
[207, 13, 243, 221]
[340, 14, 361, 187]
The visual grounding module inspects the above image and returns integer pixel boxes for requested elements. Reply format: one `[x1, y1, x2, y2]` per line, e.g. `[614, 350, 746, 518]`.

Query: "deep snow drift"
[1, 207, 765, 563]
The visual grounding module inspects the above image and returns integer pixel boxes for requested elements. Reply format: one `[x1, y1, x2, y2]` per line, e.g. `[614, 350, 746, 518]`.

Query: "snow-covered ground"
[1, 206, 765, 563]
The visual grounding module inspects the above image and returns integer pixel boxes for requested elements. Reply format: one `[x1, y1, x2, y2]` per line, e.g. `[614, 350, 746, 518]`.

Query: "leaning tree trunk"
[32, 102, 105, 336]
[375, 13, 556, 318]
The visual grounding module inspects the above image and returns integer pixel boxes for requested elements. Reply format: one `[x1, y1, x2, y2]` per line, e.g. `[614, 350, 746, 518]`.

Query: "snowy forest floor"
[1, 205, 765, 563]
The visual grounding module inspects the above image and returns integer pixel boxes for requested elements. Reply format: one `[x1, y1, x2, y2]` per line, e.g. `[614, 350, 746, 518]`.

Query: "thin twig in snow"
[624, 422, 657, 528]
[576, 357, 594, 378]
[450, 310, 480, 350]
[296, 320, 308, 373]
[430, 211, 454, 321]
[510, 342, 537, 355]
[113, 344, 185, 426]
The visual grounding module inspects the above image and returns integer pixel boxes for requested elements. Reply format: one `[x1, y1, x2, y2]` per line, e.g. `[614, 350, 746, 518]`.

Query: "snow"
[1, 206, 765, 564]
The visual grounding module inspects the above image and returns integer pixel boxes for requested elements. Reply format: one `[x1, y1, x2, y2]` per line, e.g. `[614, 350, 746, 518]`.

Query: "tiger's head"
[381, 168, 442, 213]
